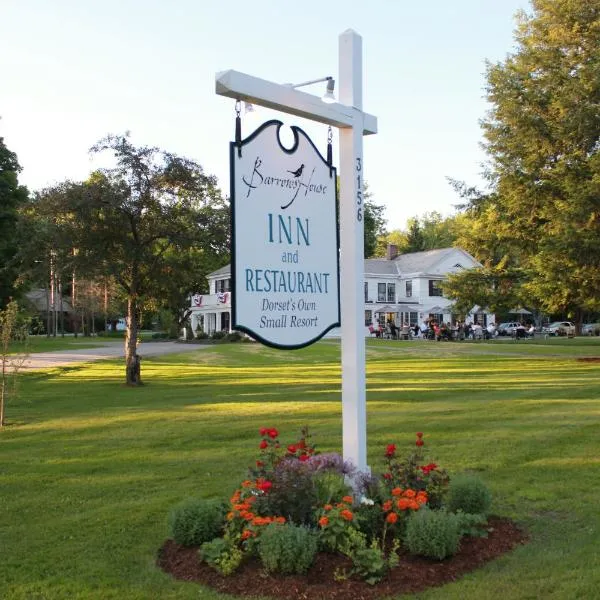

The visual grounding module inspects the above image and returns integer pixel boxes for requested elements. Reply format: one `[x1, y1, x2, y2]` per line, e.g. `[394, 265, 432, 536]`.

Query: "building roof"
[25, 289, 75, 312]
[208, 264, 231, 278]
[393, 247, 479, 274]
[208, 247, 479, 279]
[364, 259, 400, 276]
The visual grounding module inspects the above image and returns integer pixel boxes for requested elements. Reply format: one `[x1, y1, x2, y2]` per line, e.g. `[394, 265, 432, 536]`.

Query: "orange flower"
[226, 511, 235, 521]
[340, 509, 354, 521]
[408, 500, 420, 510]
[241, 480, 253, 488]
[335, 503, 346, 509]
[416, 493, 428, 505]
[342, 495, 354, 504]
[241, 530, 252, 540]
[323, 504, 333, 511]
[275, 516, 286, 524]
[318, 516, 329, 527]
[391, 487, 403, 496]
[396, 498, 411, 511]
[382, 500, 393, 512]
[386, 512, 398, 524]
[240, 510, 254, 521]
[403, 489, 417, 498]
[234, 503, 250, 511]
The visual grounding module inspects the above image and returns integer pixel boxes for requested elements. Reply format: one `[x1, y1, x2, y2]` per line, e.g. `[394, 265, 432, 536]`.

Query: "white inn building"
[189, 246, 494, 336]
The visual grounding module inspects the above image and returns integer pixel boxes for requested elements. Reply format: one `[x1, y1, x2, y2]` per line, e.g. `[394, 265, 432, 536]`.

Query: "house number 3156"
[356, 157, 362, 222]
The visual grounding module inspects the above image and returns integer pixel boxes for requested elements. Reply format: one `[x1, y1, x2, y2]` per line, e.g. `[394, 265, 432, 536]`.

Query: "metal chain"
[235, 100, 241, 118]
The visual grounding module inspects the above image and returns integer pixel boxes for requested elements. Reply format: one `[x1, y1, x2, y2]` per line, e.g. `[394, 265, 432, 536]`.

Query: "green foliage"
[168, 498, 226, 546]
[257, 523, 317, 575]
[199, 537, 243, 576]
[456, 0, 600, 322]
[351, 539, 399, 585]
[363, 190, 387, 258]
[211, 331, 226, 340]
[0, 137, 29, 308]
[354, 502, 386, 544]
[195, 330, 209, 340]
[225, 331, 242, 342]
[404, 508, 460, 560]
[447, 473, 492, 517]
[313, 471, 351, 506]
[454, 511, 489, 538]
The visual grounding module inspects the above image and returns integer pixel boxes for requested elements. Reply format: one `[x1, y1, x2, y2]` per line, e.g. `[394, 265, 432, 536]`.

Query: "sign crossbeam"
[216, 69, 377, 135]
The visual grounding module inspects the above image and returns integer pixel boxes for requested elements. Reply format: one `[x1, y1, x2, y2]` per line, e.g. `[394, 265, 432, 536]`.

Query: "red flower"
[385, 443, 396, 457]
[259, 440, 268, 449]
[256, 460, 264, 467]
[386, 512, 398, 524]
[416, 432, 423, 438]
[383, 473, 392, 480]
[259, 427, 268, 436]
[299, 453, 309, 462]
[416, 439, 424, 447]
[256, 480, 272, 492]
[287, 444, 297, 454]
[268, 428, 279, 439]
[421, 463, 437, 475]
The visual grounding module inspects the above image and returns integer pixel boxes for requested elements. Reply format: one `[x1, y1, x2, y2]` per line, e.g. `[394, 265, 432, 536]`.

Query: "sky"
[1, 0, 531, 230]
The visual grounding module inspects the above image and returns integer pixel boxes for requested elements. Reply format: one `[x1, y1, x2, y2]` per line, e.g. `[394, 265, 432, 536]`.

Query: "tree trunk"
[125, 296, 142, 386]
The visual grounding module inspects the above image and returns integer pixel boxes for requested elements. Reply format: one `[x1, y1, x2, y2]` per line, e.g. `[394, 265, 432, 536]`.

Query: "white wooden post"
[339, 30, 368, 473]
[215, 29, 376, 475]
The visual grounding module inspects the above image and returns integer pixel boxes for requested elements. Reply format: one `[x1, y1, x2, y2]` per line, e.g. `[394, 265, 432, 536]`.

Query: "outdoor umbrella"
[374, 305, 398, 313]
[509, 307, 532, 316]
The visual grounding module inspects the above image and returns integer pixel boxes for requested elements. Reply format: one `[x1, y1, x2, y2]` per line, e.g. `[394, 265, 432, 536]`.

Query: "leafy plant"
[351, 539, 399, 585]
[168, 498, 226, 546]
[382, 433, 450, 509]
[454, 511, 489, 538]
[404, 508, 460, 560]
[199, 537, 243, 575]
[257, 523, 317, 574]
[447, 473, 492, 517]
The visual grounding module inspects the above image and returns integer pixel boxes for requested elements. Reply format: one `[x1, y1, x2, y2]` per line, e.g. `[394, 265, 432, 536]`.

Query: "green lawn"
[1, 339, 599, 599]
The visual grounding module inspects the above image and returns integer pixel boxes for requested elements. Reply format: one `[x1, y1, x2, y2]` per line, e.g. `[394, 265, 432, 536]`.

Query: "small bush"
[313, 471, 352, 506]
[404, 508, 460, 560]
[211, 331, 226, 340]
[168, 498, 226, 546]
[454, 511, 488, 538]
[199, 537, 243, 575]
[447, 473, 492, 516]
[151, 332, 169, 339]
[195, 331, 209, 340]
[258, 523, 317, 574]
[225, 331, 242, 342]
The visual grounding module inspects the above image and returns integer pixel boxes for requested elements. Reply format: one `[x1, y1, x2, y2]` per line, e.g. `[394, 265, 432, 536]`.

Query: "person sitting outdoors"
[486, 322, 497, 339]
[527, 324, 535, 338]
[387, 319, 398, 339]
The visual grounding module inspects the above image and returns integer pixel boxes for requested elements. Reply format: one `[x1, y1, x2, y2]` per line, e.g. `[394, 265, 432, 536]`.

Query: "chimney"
[386, 243, 398, 261]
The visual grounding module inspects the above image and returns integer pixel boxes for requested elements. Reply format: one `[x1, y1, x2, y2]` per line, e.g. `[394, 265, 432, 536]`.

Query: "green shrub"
[351, 539, 399, 585]
[447, 473, 492, 516]
[404, 508, 460, 560]
[168, 498, 226, 546]
[454, 511, 488, 538]
[211, 331, 226, 340]
[354, 503, 385, 544]
[225, 331, 242, 342]
[151, 332, 169, 339]
[195, 331, 209, 340]
[258, 523, 317, 574]
[313, 471, 352, 506]
[199, 537, 243, 575]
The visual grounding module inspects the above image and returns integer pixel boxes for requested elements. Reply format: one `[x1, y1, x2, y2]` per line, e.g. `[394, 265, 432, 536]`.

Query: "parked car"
[582, 323, 600, 336]
[497, 322, 521, 336]
[542, 321, 575, 336]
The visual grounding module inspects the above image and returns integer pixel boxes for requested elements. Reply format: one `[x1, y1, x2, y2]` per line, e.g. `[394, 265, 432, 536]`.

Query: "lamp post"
[215, 29, 377, 473]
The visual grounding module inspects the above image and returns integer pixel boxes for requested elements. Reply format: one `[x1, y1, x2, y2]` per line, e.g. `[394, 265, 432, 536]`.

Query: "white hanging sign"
[231, 120, 340, 349]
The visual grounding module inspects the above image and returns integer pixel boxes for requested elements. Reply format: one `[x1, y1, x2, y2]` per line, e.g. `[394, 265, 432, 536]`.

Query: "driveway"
[17, 341, 208, 371]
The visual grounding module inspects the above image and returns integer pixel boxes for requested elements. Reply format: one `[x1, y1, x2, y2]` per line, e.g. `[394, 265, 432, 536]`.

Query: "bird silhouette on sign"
[287, 164, 304, 177]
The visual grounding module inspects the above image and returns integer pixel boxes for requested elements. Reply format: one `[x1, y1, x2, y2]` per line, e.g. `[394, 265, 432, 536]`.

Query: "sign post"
[215, 29, 377, 473]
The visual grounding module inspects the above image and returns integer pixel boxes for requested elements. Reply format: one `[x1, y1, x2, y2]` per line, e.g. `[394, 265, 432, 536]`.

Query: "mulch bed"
[157, 516, 527, 600]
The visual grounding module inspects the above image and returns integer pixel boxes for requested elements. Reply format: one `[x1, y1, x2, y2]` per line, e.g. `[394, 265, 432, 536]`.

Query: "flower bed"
[158, 428, 527, 598]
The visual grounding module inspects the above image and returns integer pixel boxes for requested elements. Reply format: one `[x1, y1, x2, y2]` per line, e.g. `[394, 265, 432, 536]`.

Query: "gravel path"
[17, 341, 208, 371]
